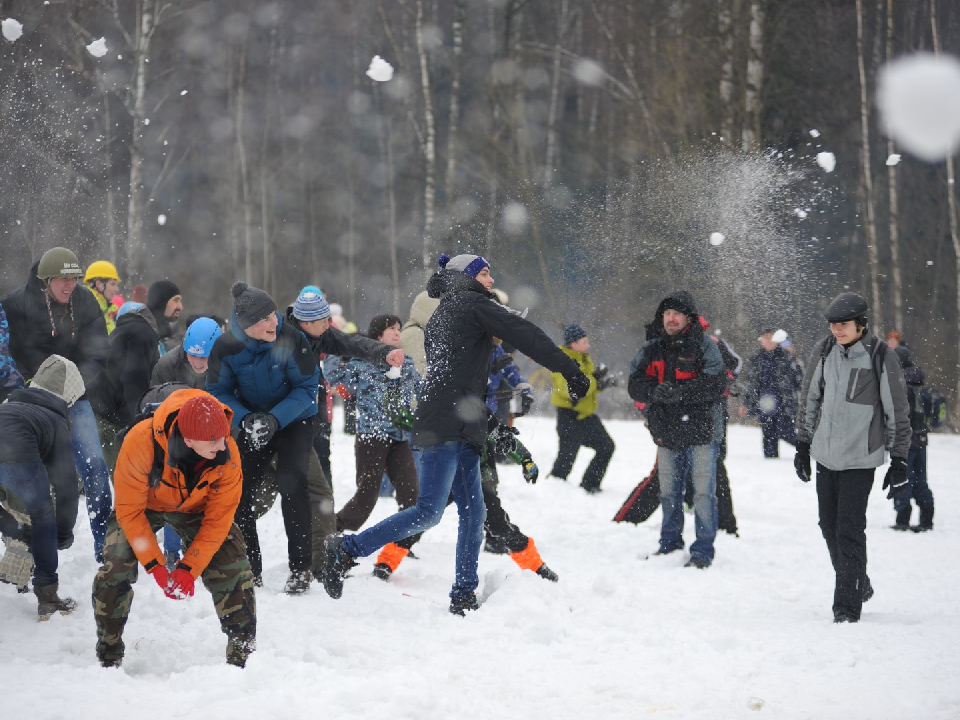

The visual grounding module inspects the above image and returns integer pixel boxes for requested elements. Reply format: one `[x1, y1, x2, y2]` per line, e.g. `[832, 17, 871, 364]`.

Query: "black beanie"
[147, 280, 181, 314]
[232, 281, 277, 329]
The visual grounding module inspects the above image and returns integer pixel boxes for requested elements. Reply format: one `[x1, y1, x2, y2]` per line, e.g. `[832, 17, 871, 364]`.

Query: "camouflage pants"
[92, 511, 256, 665]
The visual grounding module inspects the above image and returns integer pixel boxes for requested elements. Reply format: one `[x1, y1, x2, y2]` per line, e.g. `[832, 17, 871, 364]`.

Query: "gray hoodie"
[797, 334, 911, 471]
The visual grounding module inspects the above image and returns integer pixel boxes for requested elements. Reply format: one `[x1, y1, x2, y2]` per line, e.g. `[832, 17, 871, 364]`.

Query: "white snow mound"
[366, 55, 394, 82]
[878, 53, 960, 161]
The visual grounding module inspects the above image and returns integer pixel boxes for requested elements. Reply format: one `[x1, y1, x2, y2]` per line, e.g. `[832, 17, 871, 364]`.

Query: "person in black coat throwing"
[322, 253, 590, 614]
[0, 355, 84, 619]
[740, 329, 803, 458]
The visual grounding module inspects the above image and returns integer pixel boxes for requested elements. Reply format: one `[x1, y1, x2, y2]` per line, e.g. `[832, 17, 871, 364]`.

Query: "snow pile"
[3, 413, 958, 719]
[878, 52, 960, 162]
[86, 37, 108, 58]
[2, 17, 23, 42]
[816, 152, 836, 173]
[365, 55, 394, 82]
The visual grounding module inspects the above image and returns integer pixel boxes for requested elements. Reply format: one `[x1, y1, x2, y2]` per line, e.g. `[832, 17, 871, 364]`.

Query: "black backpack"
[115, 382, 192, 488]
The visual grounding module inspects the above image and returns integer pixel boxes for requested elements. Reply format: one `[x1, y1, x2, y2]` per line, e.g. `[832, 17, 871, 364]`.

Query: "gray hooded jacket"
[797, 334, 911, 471]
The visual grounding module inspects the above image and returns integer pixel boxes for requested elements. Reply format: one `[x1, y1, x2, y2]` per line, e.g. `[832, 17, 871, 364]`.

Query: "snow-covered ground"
[2, 412, 958, 720]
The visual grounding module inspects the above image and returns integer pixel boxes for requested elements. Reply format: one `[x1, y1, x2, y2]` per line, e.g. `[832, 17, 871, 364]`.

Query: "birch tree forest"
[2, 0, 960, 403]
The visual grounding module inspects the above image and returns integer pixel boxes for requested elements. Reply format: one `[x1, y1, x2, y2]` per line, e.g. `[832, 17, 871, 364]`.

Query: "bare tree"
[886, 0, 904, 332]
[856, 0, 883, 334]
[719, 0, 738, 147]
[416, 0, 437, 273]
[742, 0, 764, 150]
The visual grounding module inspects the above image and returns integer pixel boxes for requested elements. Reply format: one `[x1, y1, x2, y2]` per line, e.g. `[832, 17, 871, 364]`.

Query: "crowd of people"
[0, 245, 940, 668]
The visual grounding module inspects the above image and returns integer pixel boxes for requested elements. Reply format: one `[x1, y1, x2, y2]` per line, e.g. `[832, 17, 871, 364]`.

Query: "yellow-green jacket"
[92, 288, 118, 335]
[552, 346, 598, 419]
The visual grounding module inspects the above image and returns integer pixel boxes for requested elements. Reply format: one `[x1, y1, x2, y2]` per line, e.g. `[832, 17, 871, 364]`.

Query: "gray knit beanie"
[231, 282, 277, 329]
[30, 354, 85, 407]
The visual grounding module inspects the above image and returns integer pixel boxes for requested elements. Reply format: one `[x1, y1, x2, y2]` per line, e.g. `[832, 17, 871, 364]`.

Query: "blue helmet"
[183, 317, 223, 358]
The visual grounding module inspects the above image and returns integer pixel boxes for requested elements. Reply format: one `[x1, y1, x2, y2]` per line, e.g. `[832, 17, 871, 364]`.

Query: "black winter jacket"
[743, 347, 802, 418]
[150, 345, 206, 390]
[2, 261, 109, 392]
[628, 292, 726, 450]
[414, 270, 585, 448]
[0, 387, 79, 540]
[94, 306, 162, 426]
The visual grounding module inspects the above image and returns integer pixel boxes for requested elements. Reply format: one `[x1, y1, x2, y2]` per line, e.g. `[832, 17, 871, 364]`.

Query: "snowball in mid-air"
[709, 232, 726, 246]
[817, 152, 836, 173]
[886, 154, 901, 166]
[573, 59, 605, 86]
[157, 214, 167, 226]
[2, 18, 23, 42]
[809, 129, 821, 138]
[757, 395, 778, 414]
[366, 55, 394, 82]
[86, 37, 108, 57]
[794, 208, 808, 219]
[772, 329, 788, 343]
[878, 52, 960, 162]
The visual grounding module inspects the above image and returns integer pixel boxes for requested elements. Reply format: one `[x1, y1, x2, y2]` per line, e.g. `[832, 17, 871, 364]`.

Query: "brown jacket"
[113, 388, 242, 577]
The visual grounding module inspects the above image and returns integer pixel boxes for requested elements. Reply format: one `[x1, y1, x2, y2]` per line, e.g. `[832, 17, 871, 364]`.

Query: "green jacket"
[551, 346, 598, 419]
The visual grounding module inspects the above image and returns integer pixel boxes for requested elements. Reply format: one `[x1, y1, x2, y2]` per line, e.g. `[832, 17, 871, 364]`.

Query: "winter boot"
[684, 557, 710, 569]
[892, 508, 911, 531]
[861, 576, 874, 603]
[535, 564, 559, 582]
[226, 636, 256, 668]
[372, 542, 409, 581]
[483, 534, 509, 555]
[34, 582, 77, 620]
[449, 592, 479, 616]
[283, 570, 312, 595]
[322, 534, 357, 599]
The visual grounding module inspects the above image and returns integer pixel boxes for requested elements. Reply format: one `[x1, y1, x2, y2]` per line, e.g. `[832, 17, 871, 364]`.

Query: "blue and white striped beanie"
[438, 253, 490, 278]
[293, 287, 331, 322]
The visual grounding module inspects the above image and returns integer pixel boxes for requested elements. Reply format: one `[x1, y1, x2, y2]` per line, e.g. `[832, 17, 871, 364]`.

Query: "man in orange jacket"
[92, 389, 256, 668]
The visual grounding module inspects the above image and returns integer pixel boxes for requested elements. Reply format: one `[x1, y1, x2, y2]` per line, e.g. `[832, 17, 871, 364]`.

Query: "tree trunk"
[416, 0, 437, 274]
[719, 0, 737, 146]
[856, 0, 884, 334]
[102, 93, 116, 267]
[886, 0, 904, 332]
[930, 0, 960, 408]
[544, 0, 568, 185]
[235, 32, 253, 285]
[125, 0, 154, 283]
[444, 0, 465, 202]
[742, 0, 764, 150]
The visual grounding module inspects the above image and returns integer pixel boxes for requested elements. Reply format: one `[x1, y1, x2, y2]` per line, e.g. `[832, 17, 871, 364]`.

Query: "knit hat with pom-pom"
[231, 281, 277, 329]
[437, 253, 490, 278]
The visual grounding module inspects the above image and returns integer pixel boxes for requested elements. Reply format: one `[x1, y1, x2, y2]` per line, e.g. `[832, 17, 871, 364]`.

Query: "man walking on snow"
[794, 292, 911, 623]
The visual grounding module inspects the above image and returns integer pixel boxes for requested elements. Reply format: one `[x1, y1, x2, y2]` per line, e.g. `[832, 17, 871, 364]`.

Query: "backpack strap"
[818, 334, 886, 397]
[148, 436, 165, 488]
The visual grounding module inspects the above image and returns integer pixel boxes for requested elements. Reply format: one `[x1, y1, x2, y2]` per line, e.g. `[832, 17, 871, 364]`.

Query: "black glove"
[794, 442, 811, 482]
[57, 532, 74, 550]
[491, 353, 514, 374]
[650, 382, 682, 405]
[491, 423, 520, 456]
[883, 457, 909, 499]
[516, 393, 534, 417]
[242, 412, 279, 450]
[566, 371, 591, 403]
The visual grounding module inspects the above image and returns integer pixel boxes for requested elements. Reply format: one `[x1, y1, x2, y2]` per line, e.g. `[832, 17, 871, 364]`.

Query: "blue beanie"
[563, 323, 587, 345]
[293, 288, 331, 322]
[438, 253, 490, 278]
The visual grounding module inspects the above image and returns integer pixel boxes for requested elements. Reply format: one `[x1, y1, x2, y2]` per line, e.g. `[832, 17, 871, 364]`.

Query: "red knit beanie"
[177, 395, 230, 441]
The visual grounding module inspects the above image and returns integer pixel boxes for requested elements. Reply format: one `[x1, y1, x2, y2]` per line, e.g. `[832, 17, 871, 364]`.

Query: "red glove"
[169, 568, 195, 598]
[148, 565, 173, 597]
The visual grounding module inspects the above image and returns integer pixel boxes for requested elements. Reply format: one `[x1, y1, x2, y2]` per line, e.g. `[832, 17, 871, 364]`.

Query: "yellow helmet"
[84, 260, 120, 283]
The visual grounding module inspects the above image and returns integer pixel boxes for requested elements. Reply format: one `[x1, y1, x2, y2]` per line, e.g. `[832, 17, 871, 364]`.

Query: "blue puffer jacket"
[206, 311, 320, 429]
[325, 354, 421, 441]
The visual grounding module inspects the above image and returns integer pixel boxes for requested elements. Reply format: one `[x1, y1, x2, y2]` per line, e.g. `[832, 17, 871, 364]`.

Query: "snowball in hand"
[709, 232, 726, 246]
[816, 152, 836, 173]
[878, 52, 960, 162]
[366, 55, 394, 82]
[86, 37, 108, 57]
[385, 365, 402, 380]
[2, 18, 23, 42]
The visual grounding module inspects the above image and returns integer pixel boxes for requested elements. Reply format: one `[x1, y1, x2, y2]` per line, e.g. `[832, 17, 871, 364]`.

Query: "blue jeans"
[658, 444, 718, 562]
[342, 441, 486, 599]
[163, 525, 182, 558]
[0, 461, 58, 585]
[69, 400, 112, 561]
